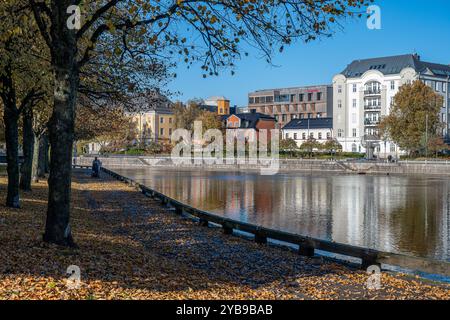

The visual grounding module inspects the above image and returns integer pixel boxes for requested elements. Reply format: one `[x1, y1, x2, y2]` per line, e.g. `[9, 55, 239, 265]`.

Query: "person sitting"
[92, 157, 101, 178]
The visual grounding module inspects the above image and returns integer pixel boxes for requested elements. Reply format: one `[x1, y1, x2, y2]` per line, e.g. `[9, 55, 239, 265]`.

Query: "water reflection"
[115, 168, 450, 261]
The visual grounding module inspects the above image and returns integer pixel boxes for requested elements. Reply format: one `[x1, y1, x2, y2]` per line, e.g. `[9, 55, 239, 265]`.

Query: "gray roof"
[283, 118, 332, 130]
[341, 54, 450, 78]
[128, 91, 173, 113]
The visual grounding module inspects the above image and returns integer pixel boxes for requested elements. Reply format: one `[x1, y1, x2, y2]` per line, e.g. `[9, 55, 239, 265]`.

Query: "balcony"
[363, 134, 380, 141]
[364, 89, 381, 95]
[364, 119, 380, 126]
[364, 104, 382, 110]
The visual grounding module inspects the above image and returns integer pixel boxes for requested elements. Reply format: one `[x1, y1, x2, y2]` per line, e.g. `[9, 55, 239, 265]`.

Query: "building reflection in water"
[116, 168, 450, 261]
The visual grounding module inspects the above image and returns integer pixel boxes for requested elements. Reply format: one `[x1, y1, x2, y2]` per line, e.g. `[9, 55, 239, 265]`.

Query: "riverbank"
[75, 156, 450, 176]
[1, 170, 449, 300]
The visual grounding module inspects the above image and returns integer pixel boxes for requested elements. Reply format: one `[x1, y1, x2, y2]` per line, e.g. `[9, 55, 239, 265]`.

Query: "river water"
[113, 167, 450, 261]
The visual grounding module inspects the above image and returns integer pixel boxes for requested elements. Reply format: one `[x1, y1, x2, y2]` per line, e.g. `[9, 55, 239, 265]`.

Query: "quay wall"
[74, 156, 450, 176]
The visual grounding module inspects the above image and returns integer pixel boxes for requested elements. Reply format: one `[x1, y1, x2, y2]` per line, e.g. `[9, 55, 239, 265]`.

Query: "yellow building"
[204, 96, 231, 115]
[133, 107, 175, 144]
[129, 92, 175, 144]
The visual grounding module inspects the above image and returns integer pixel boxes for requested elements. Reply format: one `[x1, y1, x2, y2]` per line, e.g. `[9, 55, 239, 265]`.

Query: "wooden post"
[361, 254, 380, 270]
[255, 232, 267, 245]
[175, 206, 183, 215]
[222, 223, 233, 235]
[299, 240, 315, 257]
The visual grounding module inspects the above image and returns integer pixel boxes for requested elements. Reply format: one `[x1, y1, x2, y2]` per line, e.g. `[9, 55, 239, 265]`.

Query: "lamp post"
[425, 113, 428, 159]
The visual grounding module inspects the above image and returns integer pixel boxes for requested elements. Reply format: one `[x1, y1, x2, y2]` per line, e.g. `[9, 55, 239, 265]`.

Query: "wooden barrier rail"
[99, 166, 450, 277]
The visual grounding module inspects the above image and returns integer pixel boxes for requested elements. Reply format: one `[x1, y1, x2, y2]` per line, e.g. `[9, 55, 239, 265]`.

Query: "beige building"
[130, 92, 175, 144]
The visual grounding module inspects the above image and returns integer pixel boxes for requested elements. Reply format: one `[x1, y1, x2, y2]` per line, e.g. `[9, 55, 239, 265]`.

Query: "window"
[353, 84, 357, 93]
[160, 117, 164, 123]
[390, 81, 395, 90]
[299, 94, 304, 102]
[169, 117, 172, 124]
[290, 94, 295, 102]
[282, 114, 287, 122]
[294, 133, 298, 140]
[352, 144, 357, 153]
[338, 85, 342, 93]
[337, 129, 344, 138]
[317, 92, 322, 101]
[436, 81, 440, 92]
[326, 132, 331, 139]
[318, 132, 322, 140]
[310, 132, 314, 139]
[352, 99, 357, 108]
[285, 133, 289, 139]
[308, 93, 313, 101]
[317, 113, 322, 118]
[352, 128, 357, 137]
[338, 100, 342, 108]
[249, 97, 255, 104]
[390, 144, 396, 152]
[302, 133, 306, 140]
[160, 128, 164, 135]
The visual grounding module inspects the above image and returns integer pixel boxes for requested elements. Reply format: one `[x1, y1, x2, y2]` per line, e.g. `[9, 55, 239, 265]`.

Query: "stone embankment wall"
[74, 156, 450, 176]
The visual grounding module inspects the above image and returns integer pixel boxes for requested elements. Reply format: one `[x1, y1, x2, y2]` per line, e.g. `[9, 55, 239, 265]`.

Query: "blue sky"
[167, 0, 450, 106]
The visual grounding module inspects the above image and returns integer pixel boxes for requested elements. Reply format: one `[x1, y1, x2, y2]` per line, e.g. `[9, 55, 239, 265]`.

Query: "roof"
[341, 54, 450, 78]
[198, 104, 218, 113]
[249, 84, 331, 95]
[128, 91, 173, 113]
[223, 112, 275, 129]
[205, 96, 229, 101]
[282, 118, 333, 130]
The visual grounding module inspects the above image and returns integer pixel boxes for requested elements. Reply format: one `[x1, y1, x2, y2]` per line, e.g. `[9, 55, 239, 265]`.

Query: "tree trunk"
[43, 1, 78, 247]
[37, 133, 48, 178]
[31, 134, 40, 182]
[20, 106, 34, 191]
[3, 107, 20, 208]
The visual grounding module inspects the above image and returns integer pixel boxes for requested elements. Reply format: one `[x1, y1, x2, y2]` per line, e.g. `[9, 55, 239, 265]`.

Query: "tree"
[0, 1, 47, 205]
[28, 0, 372, 246]
[174, 100, 203, 131]
[300, 138, 321, 157]
[323, 138, 342, 156]
[75, 105, 135, 152]
[195, 110, 223, 132]
[427, 136, 449, 158]
[379, 80, 443, 156]
[280, 138, 298, 157]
